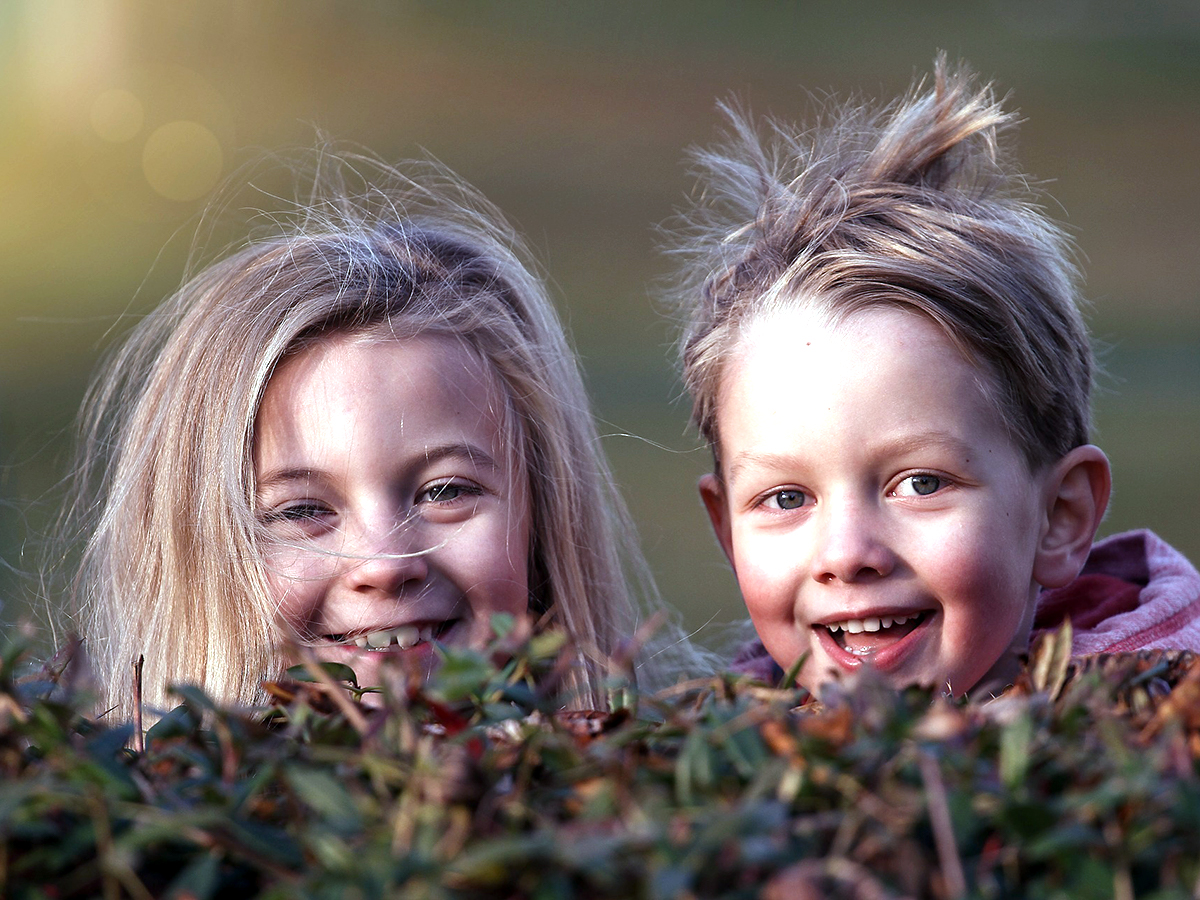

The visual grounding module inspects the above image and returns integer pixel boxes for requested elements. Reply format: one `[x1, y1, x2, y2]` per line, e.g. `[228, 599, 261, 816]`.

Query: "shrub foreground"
[3, 625, 1200, 899]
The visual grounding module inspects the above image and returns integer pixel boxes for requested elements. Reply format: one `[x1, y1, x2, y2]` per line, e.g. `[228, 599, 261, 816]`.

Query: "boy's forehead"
[719, 304, 1022, 462]
[737, 302, 989, 385]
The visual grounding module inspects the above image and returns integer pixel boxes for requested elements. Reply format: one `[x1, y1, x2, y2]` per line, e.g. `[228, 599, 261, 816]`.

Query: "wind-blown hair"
[64, 155, 659, 718]
[669, 56, 1094, 472]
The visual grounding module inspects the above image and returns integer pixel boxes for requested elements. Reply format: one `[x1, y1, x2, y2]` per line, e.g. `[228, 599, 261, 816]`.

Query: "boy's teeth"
[827, 614, 912, 634]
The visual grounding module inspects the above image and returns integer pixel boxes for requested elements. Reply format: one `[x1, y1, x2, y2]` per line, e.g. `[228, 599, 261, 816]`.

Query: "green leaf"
[285, 765, 363, 832]
[284, 661, 360, 688]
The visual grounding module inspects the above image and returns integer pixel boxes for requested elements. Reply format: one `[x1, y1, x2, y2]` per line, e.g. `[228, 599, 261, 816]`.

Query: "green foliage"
[3, 629, 1200, 899]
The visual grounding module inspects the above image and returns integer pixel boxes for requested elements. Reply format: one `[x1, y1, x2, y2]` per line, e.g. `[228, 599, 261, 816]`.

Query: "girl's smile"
[253, 331, 531, 690]
[700, 304, 1059, 696]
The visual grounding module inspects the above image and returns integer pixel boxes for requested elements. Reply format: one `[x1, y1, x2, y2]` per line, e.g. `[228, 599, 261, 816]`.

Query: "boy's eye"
[766, 489, 807, 510]
[895, 474, 943, 497]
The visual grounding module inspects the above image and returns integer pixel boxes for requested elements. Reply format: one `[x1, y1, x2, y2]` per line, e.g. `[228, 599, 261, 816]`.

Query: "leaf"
[284, 662, 360, 688]
[999, 707, 1034, 792]
[1029, 619, 1073, 700]
[164, 851, 221, 900]
[285, 765, 362, 832]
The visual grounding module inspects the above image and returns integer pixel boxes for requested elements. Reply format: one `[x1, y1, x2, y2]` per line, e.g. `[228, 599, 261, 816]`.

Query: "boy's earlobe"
[1033, 444, 1113, 589]
[698, 473, 736, 568]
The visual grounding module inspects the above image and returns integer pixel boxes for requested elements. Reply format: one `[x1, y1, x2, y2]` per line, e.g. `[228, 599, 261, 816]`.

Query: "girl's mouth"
[325, 620, 457, 651]
[821, 612, 929, 657]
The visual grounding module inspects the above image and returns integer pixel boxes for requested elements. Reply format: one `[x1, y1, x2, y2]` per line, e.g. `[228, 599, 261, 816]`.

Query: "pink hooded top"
[730, 529, 1200, 684]
[1031, 529, 1200, 654]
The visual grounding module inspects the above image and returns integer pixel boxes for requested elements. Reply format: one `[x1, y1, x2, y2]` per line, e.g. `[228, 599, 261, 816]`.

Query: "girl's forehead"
[258, 331, 514, 446]
[254, 330, 526, 479]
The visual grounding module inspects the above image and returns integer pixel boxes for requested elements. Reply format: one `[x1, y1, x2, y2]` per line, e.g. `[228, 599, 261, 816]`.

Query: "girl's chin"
[305, 639, 441, 690]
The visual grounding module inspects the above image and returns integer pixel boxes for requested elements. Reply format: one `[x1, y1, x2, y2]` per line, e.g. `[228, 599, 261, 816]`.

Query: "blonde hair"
[66, 155, 655, 717]
[670, 56, 1094, 472]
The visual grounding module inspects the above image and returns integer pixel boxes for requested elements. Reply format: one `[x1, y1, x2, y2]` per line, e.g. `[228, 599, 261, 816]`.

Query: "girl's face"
[700, 304, 1058, 697]
[253, 331, 531, 689]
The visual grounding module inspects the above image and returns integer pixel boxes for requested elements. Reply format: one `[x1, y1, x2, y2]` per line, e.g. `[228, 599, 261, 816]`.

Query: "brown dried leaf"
[1029, 620, 1073, 700]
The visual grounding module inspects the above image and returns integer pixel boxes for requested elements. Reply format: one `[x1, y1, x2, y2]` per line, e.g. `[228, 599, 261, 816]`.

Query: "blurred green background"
[3, 1, 1198, 651]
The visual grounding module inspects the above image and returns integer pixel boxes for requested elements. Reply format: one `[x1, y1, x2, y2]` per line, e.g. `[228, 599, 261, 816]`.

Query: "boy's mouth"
[821, 612, 928, 657]
[324, 620, 458, 651]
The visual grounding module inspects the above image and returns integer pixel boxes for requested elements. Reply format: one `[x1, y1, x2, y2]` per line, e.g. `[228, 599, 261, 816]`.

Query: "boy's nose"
[342, 519, 430, 596]
[809, 499, 895, 584]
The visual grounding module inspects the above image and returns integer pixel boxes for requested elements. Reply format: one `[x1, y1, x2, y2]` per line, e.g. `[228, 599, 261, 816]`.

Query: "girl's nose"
[809, 498, 895, 584]
[342, 520, 430, 596]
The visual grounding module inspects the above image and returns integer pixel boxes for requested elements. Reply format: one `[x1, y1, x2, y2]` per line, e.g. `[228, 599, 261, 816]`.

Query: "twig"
[918, 750, 967, 900]
[296, 647, 370, 736]
[133, 655, 145, 755]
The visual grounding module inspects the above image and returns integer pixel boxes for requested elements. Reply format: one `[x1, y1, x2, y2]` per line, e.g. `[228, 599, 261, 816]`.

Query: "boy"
[669, 58, 1200, 695]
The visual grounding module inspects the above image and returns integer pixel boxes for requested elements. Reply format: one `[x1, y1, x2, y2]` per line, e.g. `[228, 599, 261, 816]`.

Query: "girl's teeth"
[367, 631, 392, 649]
[355, 625, 422, 650]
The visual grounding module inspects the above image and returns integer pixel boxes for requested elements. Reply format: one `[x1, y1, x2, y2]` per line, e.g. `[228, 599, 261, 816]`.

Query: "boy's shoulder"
[1034, 529, 1200, 655]
[728, 636, 785, 684]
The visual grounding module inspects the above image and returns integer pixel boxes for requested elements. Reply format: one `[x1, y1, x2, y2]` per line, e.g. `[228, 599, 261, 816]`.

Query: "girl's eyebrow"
[255, 467, 325, 494]
[418, 441, 501, 472]
[256, 442, 501, 491]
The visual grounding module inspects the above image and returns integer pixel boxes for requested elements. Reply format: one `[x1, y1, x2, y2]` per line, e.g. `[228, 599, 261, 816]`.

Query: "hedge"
[3, 623, 1200, 899]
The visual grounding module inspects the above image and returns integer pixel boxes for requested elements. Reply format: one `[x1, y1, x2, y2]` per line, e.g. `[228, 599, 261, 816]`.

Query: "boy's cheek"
[738, 567, 804, 646]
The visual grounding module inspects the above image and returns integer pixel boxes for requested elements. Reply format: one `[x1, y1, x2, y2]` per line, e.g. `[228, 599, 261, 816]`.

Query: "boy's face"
[701, 304, 1055, 696]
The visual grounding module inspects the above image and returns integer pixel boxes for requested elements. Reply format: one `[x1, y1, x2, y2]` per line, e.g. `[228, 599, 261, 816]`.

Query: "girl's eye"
[262, 501, 334, 525]
[895, 474, 943, 497]
[418, 481, 481, 504]
[765, 489, 807, 510]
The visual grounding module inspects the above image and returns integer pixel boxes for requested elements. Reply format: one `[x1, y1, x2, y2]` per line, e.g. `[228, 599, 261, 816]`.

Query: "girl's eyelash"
[262, 501, 330, 523]
[418, 480, 483, 503]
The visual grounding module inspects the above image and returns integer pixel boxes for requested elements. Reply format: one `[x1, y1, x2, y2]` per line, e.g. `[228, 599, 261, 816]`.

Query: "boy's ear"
[1033, 444, 1112, 588]
[698, 473, 736, 568]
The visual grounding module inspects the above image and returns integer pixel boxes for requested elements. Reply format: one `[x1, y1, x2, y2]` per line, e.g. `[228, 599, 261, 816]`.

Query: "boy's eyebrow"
[255, 442, 502, 492]
[725, 432, 979, 485]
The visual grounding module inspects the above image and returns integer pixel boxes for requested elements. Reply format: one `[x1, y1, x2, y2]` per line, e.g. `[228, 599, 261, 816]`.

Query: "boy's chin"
[799, 650, 1025, 701]
[965, 651, 1024, 700]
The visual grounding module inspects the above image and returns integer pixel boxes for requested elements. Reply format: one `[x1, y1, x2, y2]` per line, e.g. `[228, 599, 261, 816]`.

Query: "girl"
[64, 155, 663, 719]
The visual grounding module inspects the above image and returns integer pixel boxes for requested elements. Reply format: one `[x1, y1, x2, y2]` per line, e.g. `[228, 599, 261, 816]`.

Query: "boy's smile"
[701, 304, 1058, 696]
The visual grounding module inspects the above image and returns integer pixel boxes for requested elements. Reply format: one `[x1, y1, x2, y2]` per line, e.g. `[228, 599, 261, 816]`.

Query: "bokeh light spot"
[90, 89, 144, 143]
[142, 121, 223, 202]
